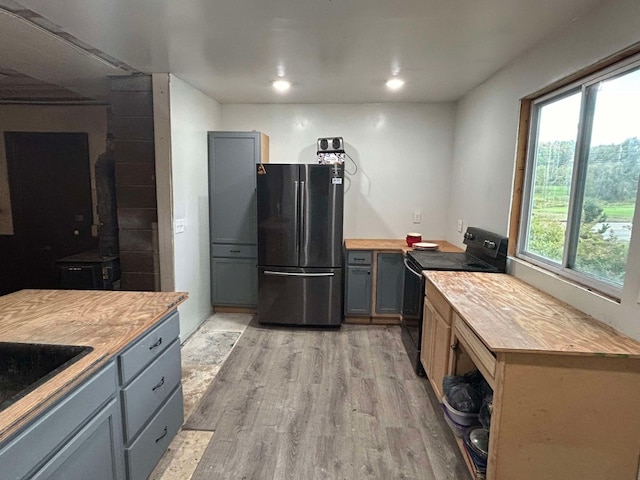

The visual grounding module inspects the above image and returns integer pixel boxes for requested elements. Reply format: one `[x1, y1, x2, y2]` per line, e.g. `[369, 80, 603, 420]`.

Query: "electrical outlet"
[413, 211, 422, 224]
[457, 219, 463, 233]
[175, 219, 186, 234]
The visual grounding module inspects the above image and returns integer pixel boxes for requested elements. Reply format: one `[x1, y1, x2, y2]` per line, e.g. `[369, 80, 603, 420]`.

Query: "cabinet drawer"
[121, 340, 182, 442]
[211, 244, 257, 258]
[453, 313, 496, 387]
[347, 250, 372, 265]
[426, 280, 452, 324]
[118, 311, 180, 385]
[125, 385, 183, 480]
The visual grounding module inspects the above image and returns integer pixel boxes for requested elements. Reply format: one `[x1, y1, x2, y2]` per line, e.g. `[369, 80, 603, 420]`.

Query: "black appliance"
[256, 163, 344, 326]
[401, 227, 507, 375]
[55, 250, 120, 290]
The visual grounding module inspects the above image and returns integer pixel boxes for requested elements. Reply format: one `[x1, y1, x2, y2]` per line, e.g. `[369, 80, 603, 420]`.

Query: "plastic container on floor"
[442, 404, 478, 437]
[442, 395, 479, 426]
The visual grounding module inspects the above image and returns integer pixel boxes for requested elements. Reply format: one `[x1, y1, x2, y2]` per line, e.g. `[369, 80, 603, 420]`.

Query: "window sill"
[507, 256, 621, 305]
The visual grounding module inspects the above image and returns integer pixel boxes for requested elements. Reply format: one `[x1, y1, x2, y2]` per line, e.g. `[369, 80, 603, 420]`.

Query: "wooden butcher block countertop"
[344, 239, 462, 254]
[425, 271, 640, 358]
[0, 289, 188, 444]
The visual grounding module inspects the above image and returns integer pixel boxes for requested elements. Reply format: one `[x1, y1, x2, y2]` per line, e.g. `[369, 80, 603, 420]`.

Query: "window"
[519, 58, 640, 297]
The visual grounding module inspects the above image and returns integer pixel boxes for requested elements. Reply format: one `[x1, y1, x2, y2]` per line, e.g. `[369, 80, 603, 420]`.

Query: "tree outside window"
[520, 63, 640, 296]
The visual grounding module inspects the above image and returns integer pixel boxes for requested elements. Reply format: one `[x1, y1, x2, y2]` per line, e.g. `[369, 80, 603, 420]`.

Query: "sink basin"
[0, 342, 93, 411]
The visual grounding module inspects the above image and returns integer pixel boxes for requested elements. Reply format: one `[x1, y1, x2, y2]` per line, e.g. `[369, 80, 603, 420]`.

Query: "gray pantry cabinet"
[344, 250, 404, 322]
[208, 131, 269, 307]
[0, 310, 183, 480]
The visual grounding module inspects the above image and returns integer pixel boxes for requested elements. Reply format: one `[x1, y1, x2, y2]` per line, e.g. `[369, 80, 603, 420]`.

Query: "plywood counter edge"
[0, 291, 188, 445]
[344, 239, 462, 253]
[423, 272, 640, 358]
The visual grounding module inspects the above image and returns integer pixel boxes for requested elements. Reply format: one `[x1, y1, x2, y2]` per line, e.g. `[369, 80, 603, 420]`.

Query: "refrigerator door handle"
[300, 180, 306, 249]
[264, 271, 335, 277]
[294, 180, 300, 260]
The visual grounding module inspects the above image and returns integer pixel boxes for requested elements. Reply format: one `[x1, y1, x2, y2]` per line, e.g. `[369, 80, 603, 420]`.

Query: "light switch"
[413, 211, 421, 224]
[457, 219, 463, 233]
[175, 219, 186, 234]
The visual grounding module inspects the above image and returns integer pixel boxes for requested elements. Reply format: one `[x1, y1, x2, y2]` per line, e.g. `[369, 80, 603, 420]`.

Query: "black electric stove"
[401, 227, 507, 376]
[406, 251, 498, 273]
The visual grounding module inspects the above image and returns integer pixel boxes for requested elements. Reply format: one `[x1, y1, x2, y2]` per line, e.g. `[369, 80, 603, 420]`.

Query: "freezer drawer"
[257, 267, 342, 326]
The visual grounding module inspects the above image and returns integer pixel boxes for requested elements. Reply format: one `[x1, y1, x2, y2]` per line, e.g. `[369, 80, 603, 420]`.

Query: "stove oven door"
[401, 256, 426, 375]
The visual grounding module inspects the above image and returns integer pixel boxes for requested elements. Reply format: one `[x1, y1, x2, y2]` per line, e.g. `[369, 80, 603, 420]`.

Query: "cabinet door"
[208, 132, 261, 244]
[420, 299, 435, 377]
[375, 253, 404, 314]
[345, 265, 372, 315]
[211, 257, 257, 306]
[429, 307, 452, 401]
[31, 398, 124, 480]
[0, 363, 118, 480]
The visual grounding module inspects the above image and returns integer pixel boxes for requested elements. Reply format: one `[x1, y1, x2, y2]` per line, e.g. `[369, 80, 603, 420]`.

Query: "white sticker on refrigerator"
[332, 177, 343, 185]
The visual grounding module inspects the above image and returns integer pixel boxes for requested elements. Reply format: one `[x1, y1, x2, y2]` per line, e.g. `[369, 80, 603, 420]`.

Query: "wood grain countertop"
[424, 271, 640, 358]
[0, 289, 188, 444]
[344, 239, 462, 254]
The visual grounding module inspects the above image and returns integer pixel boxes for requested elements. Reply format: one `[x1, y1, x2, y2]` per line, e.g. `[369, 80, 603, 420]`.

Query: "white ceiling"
[1, 0, 603, 103]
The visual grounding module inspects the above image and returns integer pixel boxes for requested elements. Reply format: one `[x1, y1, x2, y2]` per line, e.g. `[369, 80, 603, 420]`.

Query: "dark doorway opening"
[1, 132, 97, 294]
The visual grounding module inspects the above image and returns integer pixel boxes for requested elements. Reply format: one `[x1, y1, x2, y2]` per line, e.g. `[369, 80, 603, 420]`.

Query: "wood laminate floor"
[183, 320, 469, 480]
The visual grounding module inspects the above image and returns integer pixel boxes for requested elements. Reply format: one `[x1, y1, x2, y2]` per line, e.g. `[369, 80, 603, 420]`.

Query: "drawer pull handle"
[230, 250, 241, 253]
[149, 337, 163, 350]
[155, 426, 168, 443]
[354, 257, 365, 261]
[152, 376, 165, 391]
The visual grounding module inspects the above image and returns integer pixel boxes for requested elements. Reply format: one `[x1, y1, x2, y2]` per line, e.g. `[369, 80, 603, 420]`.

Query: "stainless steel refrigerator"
[256, 163, 344, 326]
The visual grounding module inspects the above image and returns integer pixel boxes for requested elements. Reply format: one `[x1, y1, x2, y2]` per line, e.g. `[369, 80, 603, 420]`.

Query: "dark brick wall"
[110, 75, 159, 291]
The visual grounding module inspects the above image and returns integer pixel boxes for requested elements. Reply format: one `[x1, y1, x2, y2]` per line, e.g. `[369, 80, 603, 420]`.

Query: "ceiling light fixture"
[386, 78, 405, 90]
[272, 79, 291, 92]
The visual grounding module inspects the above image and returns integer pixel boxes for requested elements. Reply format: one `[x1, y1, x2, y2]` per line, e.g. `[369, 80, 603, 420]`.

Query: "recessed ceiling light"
[272, 79, 291, 92]
[386, 78, 405, 90]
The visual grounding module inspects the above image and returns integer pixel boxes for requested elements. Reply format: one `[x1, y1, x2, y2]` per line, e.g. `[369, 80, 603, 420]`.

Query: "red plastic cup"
[406, 232, 422, 247]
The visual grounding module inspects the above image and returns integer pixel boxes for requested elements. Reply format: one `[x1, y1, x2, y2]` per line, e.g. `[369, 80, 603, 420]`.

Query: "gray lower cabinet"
[31, 398, 124, 480]
[118, 311, 183, 480]
[375, 253, 405, 314]
[211, 256, 257, 306]
[0, 310, 183, 480]
[0, 362, 124, 480]
[209, 131, 268, 308]
[344, 250, 404, 320]
[345, 250, 373, 316]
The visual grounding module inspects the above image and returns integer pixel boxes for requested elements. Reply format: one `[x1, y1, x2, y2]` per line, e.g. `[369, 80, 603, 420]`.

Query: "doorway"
[2, 132, 97, 293]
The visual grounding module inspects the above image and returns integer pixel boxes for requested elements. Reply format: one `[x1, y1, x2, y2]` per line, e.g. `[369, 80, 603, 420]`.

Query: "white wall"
[222, 103, 456, 239]
[449, 0, 640, 340]
[0, 105, 107, 235]
[169, 75, 222, 339]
